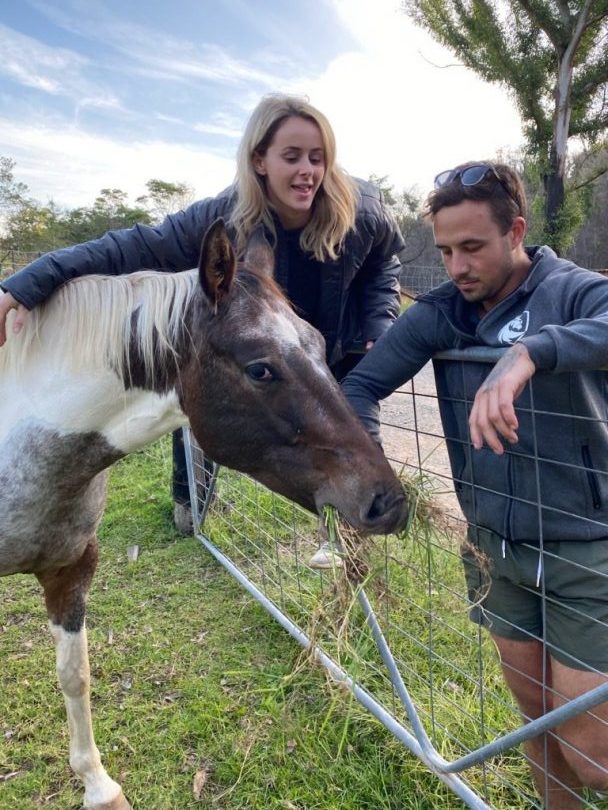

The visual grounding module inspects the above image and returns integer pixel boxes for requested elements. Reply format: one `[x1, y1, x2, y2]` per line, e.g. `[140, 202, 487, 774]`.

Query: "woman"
[0, 93, 404, 536]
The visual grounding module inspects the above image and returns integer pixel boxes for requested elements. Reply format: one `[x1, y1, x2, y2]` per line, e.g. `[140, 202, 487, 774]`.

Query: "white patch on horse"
[1, 370, 185, 454]
[238, 300, 302, 349]
[50, 623, 126, 808]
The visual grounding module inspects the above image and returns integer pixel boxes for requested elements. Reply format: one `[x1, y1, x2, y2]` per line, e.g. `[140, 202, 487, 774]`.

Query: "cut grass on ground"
[1, 437, 534, 809]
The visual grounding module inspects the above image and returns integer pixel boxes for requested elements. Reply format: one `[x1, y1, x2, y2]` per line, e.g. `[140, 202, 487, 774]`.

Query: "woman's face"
[253, 115, 326, 229]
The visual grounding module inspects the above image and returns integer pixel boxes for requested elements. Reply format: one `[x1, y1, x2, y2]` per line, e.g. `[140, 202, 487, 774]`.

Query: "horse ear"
[243, 225, 275, 278]
[199, 218, 236, 307]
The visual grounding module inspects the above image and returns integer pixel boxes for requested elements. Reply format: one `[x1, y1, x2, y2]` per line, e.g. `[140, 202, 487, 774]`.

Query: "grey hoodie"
[343, 246, 608, 544]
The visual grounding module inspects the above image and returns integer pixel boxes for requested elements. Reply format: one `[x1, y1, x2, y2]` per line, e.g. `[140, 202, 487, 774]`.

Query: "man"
[342, 162, 608, 808]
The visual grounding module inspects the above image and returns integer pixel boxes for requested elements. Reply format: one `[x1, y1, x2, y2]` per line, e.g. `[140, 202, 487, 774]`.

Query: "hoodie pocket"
[582, 445, 602, 510]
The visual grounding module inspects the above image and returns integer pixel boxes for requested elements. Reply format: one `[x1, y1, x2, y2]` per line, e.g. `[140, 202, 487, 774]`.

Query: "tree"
[2, 202, 64, 252]
[0, 156, 32, 237]
[0, 158, 63, 254]
[0, 159, 203, 268]
[403, 0, 608, 253]
[369, 174, 432, 263]
[566, 143, 608, 267]
[137, 179, 194, 224]
[61, 189, 152, 243]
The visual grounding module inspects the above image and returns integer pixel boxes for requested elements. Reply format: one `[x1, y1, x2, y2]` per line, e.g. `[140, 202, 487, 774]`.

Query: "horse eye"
[246, 362, 275, 382]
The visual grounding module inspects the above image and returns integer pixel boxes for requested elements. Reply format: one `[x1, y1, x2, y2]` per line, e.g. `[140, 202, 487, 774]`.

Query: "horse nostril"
[367, 495, 384, 521]
[363, 488, 409, 532]
[365, 490, 390, 522]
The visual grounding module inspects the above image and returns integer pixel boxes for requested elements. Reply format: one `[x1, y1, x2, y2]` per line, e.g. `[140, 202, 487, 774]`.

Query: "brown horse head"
[178, 220, 408, 535]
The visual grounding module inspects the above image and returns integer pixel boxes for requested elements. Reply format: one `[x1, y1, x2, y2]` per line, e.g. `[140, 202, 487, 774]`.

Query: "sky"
[0, 0, 525, 211]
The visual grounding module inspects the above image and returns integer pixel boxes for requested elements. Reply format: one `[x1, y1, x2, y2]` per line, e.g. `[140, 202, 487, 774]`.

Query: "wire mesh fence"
[0, 249, 45, 280]
[400, 264, 448, 297]
[186, 348, 608, 809]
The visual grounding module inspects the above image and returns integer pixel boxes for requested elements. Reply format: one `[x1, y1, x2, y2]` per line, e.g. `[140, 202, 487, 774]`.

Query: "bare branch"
[571, 164, 608, 191]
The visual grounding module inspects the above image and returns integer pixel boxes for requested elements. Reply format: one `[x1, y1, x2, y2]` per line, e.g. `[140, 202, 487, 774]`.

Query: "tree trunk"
[543, 51, 572, 254]
[542, 0, 594, 254]
[543, 161, 566, 253]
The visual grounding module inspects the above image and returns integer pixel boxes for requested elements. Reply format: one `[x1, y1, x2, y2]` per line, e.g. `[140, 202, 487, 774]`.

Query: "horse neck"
[0, 351, 187, 457]
[113, 285, 201, 453]
[0, 271, 198, 456]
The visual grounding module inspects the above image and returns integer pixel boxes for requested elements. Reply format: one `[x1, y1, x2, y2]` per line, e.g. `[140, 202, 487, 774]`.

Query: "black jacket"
[1, 179, 403, 366]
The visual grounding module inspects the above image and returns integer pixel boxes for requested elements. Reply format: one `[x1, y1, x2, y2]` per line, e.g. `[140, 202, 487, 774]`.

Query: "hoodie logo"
[498, 311, 530, 345]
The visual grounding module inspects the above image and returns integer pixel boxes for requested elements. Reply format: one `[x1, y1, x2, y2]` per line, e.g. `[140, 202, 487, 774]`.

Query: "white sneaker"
[308, 542, 344, 569]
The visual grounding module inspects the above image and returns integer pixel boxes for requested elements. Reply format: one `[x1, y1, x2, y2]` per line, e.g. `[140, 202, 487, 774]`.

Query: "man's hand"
[469, 343, 536, 455]
[0, 291, 28, 347]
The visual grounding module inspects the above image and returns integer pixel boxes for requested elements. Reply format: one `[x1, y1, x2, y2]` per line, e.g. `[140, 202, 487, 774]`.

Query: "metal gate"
[184, 348, 608, 809]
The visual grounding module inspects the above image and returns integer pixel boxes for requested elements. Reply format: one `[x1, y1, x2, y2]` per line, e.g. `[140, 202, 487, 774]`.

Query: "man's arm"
[342, 302, 438, 441]
[468, 342, 536, 455]
[470, 270, 608, 455]
[522, 270, 608, 374]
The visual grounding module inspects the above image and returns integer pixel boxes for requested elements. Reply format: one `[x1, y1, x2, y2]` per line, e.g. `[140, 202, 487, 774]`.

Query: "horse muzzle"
[315, 481, 409, 536]
[356, 484, 409, 535]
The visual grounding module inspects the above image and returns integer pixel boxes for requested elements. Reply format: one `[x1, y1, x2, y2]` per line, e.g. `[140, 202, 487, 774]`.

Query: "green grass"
[0, 438, 535, 808]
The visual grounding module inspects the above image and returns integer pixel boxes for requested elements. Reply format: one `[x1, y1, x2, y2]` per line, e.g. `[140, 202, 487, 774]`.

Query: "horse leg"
[37, 538, 131, 810]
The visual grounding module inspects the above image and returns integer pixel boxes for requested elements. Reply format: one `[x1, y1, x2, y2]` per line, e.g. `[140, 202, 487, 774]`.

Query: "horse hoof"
[88, 793, 132, 810]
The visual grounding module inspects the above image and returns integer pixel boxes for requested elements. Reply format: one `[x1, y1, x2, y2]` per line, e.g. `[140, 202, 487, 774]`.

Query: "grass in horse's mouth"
[312, 473, 444, 641]
[300, 475, 447, 707]
[320, 470, 439, 588]
[321, 504, 369, 584]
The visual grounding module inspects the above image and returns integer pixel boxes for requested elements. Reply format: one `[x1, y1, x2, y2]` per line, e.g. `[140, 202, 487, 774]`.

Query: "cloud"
[1, 0, 525, 210]
[0, 22, 121, 109]
[0, 23, 82, 94]
[0, 118, 235, 208]
[28, 2, 296, 91]
[134, 46, 285, 89]
[192, 121, 243, 139]
[288, 0, 524, 197]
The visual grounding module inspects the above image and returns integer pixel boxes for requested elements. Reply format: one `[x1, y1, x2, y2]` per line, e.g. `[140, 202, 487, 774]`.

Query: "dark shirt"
[284, 228, 323, 326]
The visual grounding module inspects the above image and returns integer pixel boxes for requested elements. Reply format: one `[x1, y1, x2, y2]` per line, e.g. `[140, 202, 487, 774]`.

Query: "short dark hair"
[424, 161, 528, 233]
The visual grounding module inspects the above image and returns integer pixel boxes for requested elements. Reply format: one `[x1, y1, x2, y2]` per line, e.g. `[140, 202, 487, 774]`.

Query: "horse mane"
[0, 270, 199, 381]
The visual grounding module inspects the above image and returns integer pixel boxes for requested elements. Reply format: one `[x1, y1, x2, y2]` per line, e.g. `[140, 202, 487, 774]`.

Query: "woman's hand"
[0, 291, 28, 347]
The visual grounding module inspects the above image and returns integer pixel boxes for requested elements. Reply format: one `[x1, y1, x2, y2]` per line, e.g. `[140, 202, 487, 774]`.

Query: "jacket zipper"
[582, 445, 602, 509]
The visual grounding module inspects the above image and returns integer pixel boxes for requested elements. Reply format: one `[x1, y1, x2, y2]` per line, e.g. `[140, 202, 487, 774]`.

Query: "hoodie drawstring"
[536, 550, 543, 588]
[501, 538, 542, 587]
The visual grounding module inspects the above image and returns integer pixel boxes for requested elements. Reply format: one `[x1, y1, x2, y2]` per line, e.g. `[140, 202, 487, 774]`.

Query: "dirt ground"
[378, 361, 464, 522]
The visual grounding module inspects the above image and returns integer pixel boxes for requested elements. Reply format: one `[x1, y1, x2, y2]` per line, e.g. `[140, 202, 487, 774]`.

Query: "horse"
[0, 220, 408, 809]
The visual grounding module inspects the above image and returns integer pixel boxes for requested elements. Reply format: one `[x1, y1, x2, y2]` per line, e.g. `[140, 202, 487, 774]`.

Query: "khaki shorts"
[462, 528, 608, 672]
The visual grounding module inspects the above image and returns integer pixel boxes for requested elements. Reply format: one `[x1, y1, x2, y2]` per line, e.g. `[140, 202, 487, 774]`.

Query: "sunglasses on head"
[434, 163, 507, 189]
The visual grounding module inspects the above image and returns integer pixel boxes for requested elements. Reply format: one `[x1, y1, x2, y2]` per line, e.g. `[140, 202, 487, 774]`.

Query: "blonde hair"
[0, 270, 198, 384]
[230, 94, 357, 262]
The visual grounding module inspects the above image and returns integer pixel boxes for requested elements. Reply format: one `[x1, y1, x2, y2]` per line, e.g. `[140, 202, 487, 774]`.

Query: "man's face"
[433, 200, 528, 313]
